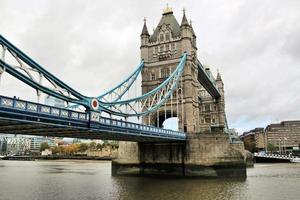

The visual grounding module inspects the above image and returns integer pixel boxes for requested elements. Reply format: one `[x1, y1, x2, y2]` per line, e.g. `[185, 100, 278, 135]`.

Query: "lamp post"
[283, 137, 287, 154]
[278, 138, 282, 155]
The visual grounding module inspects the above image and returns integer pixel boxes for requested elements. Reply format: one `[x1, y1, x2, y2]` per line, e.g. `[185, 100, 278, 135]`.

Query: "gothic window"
[159, 45, 163, 52]
[201, 118, 204, 124]
[204, 104, 210, 112]
[171, 43, 176, 50]
[165, 44, 170, 51]
[151, 72, 156, 80]
[161, 69, 164, 78]
[165, 32, 170, 41]
[161, 68, 170, 79]
[212, 118, 216, 123]
[154, 46, 158, 54]
[160, 33, 164, 42]
[205, 116, 211, 123]
[214, 105, 217, 111]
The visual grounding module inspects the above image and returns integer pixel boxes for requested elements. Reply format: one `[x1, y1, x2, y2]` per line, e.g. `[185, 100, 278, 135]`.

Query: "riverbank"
[1, 155, 114, 161]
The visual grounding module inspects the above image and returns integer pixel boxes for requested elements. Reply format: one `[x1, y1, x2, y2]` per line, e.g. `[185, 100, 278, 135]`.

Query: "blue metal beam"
[197, 61, 221, 99]
[0, 35, 87, 100]
[0, 95, 186, 141]
[0, 60, 87, 105]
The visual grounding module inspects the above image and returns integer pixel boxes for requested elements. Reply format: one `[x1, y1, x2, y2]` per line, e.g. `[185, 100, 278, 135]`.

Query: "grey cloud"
[1, 0, 300, 132]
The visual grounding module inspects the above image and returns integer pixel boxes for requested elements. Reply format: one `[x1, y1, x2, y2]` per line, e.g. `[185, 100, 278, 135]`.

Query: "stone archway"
[148, 110, 181, 130]
[162, 117, 179, 130]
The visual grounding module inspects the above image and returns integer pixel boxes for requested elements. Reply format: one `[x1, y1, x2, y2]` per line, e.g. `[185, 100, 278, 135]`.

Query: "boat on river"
[290, 157, 300, 163]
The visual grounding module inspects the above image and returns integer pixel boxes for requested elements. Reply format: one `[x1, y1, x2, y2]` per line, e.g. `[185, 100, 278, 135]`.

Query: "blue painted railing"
[0, 95, 186, 140]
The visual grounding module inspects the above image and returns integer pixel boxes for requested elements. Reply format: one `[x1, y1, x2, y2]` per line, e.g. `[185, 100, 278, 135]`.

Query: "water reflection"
[112, 177, 248, 200]
[0, 161, 299, 200]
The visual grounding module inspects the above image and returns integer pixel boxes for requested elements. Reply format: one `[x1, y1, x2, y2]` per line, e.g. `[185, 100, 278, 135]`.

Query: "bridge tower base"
[112, 133, 246, 178]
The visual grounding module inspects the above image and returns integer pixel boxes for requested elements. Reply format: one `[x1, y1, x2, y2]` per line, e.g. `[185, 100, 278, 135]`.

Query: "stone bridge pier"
[112, 132, 246, 177]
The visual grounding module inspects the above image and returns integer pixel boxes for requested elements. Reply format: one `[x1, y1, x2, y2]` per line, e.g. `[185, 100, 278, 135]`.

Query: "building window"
[166, 44, 170, 51]
[165, 32, 170, 41]
[171, 43, 176, 50]
[205, 117, 211, 123]
[154, 47, 158, 54]
[151, 73, 156, 80]
[212, 118, 216, 123]
[160, 34, 164, 42]
[159, 45, 163, 52]
[204, 104, 210, 112]
[161, 68, 170, 79]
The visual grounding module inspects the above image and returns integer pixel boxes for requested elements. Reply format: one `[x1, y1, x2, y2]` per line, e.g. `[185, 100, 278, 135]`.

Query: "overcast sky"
[1, 0, 300, 133]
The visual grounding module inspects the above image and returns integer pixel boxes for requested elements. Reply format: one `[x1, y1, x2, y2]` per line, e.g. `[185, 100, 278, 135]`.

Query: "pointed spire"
[190, 19, 196, 37]
[163, 3, 173, 15]
[216, 70, 223, 81]
[141, 17, 149, 36]
[181, 8, 189, 27]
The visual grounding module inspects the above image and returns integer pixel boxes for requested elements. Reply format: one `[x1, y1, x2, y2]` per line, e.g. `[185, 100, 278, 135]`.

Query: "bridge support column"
[112, 132, 246, 178]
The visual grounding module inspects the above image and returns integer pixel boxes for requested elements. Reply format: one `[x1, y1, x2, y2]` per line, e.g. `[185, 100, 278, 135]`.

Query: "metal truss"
[0, 35, 89, 107]
[0, 35, 188, 119]
[98, 53, 187, 117]
[98, 60, 144, 103]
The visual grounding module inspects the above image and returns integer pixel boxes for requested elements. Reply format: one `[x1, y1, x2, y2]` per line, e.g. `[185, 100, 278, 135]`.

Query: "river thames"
[0, 161, 299, 200]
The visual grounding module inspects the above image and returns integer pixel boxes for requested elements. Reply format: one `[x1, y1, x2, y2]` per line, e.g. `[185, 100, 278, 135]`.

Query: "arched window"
[160, 34, 164, 42]
[165, 44, 170, 51]
[151, 72, 156, 80]
[161, 68, 170, 79]
[159, 45, 164, 52]
[165, 32, 170, 41]
[171, 43, 176, 50]
[154, 46, 158, 54]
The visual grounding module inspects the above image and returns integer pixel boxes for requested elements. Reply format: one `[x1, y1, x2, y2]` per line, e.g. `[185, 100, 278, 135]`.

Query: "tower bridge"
[0, 6, 246, 177]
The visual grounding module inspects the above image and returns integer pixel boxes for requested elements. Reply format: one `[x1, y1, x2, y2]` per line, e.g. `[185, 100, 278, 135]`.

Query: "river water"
[0, 161, 299, 200]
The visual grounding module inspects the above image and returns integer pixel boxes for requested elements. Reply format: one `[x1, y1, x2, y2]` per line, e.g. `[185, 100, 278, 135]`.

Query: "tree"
[267, 143, 277, 153]
[40, 142, 50, 152]
[111, 142, 119, 150]
[89, 142, 96, 150]
[96, 143, 103, 150]
[51, 146, 59, 155]
[64, 144, 80, 155]
[79, 143, 88, 152]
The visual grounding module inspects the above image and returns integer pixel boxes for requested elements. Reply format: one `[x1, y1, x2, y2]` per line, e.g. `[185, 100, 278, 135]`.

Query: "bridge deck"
[196, 62, 221, 99]
[0, 96, 186, 142]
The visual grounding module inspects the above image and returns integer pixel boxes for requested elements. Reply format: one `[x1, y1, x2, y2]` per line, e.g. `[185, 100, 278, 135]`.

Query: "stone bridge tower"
[140, 6, 226, 134]
[112, 6, 246, 177]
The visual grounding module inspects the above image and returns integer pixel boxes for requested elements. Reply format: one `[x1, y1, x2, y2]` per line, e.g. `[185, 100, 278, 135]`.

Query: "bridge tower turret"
[216, 71, 226, 128]
[113, 6, 246, 178]
[140, 18, 150, 62]
[140, 6, 202, 134]
[180, 9, 197, 57]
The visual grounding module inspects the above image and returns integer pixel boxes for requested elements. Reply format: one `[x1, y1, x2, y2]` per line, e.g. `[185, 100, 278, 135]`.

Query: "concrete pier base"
[112, 133, 246, 178]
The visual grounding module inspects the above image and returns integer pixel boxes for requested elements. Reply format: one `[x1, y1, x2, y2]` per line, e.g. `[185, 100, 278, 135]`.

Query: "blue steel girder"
[97, 53, 187, 117]
[0, 95, 186, 141]
[196, 60, 221, 99]
[0, 35, 90, 107]
[98, 60, 144, 103]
